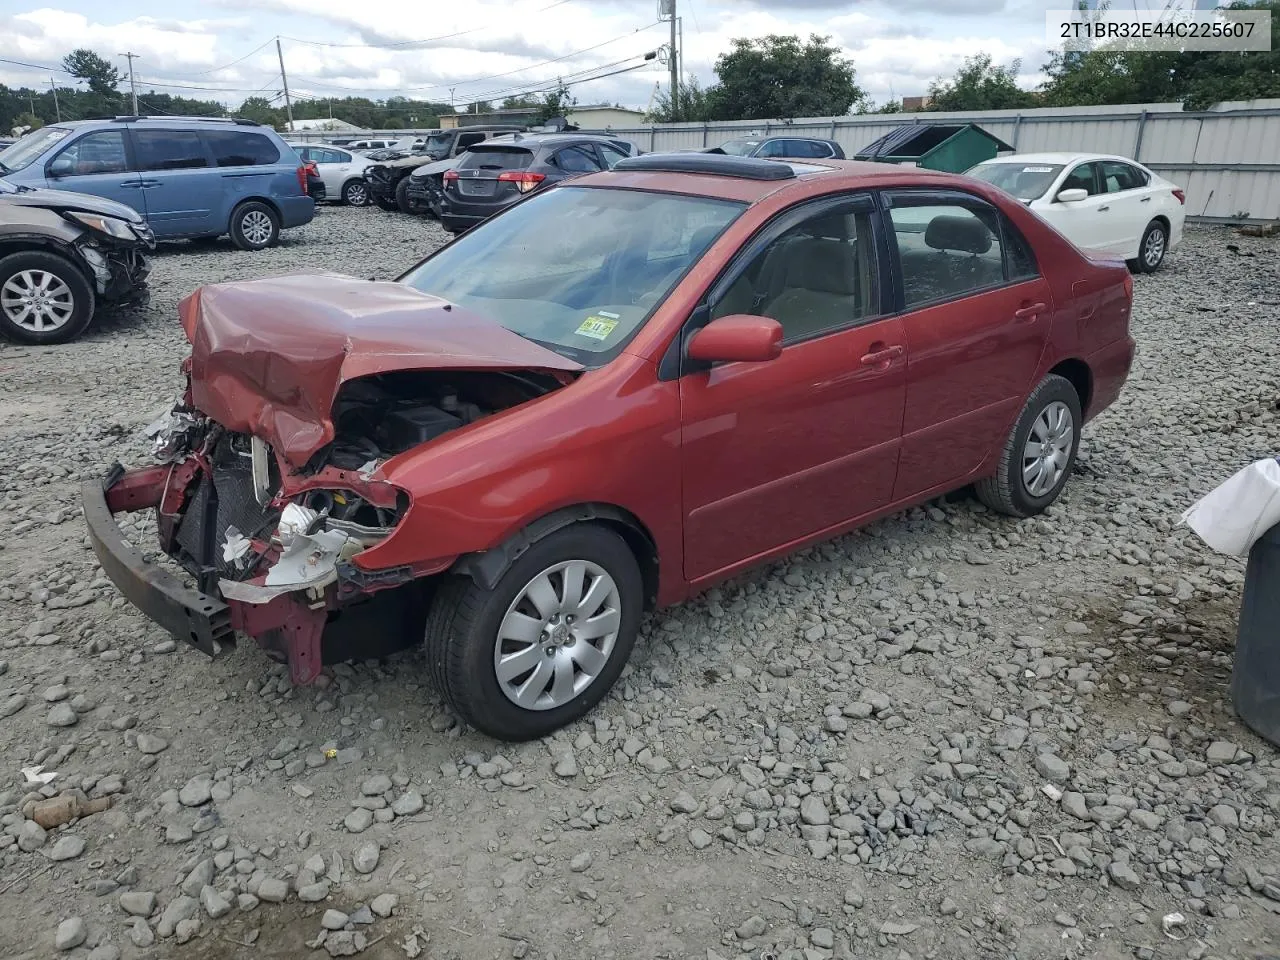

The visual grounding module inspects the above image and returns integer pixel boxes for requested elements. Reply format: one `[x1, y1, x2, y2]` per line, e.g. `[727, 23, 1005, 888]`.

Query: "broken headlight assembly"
[63, 210, 144, 242]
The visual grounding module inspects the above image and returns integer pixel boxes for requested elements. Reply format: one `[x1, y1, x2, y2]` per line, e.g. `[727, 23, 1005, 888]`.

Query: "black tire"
[229, 201, 280, 251]
[374, 196, 399, 212]
[395, 177, 425, 215]
[342, 179, 370, 206]
[975, 373, 1083, 518]
[425, 524, 642, 741]
[0, 249, 95, 345]
[1134, 219, 1168, 273]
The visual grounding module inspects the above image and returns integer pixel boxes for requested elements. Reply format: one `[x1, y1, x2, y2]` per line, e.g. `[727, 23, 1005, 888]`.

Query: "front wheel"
[425, 524, 642, 741]
[0, 250, 95, 345]
[1134, 219, 1168, 273]
[975, 374, 1082, 518]
[395, 178, 426, 214]
[229, 201, 280, 251]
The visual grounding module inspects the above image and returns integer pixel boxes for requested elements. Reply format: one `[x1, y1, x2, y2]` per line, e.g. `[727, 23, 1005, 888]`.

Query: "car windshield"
[400, 186, 745, 364]
[717, 138, 760, 156]
[0, 126, 71, 173]
[966, 161, 1065, 200]
[424, 133, 453, 152]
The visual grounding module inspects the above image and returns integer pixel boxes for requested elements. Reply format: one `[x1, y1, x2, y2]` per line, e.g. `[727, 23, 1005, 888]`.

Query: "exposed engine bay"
[306, 369, 565, 472]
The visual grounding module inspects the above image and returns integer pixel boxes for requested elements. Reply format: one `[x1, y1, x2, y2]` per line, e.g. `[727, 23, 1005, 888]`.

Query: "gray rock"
[670, 791, 698, 814]
[689, 828, 713, 849]
[88, 944, 120, 960]
[48, 834, 86, 861]
[1108, 861, 1141, 890]
[129, 918, 154, 947]
[298, 881, 331, 902]
[371, 893, 398, 918]
[119, 891, 156, 917]
[179, 776, 212, 807]
[43, 683, 69, 702]
[800, 795, 830, 826]
[17, 819, 47, 851]
[570, 851, 592, 873]
[391, 790, 424, 816]
[237, 894, 259, 911]
[1129, 809, 1164, 830]
[256, 878, 288, 903]
[325, 931, 358, 957]
[1206, 740, 1239, 764]
[736, 915, 767, 939]
[0, 694, 25, 718]
[200, 885, 231, 919]
[344, 808, 374, 834]
[349, 906, 374, 925]
[554, 753, 578, 778]
[1207, 803, 1239, 828]
[353, 842, 380, 875]
[321, 909, 350, 930]
[811, 928, 835, 949]
[360, 774, 392, 796]
[157, 896, 198, 938]
[181, 859, 215, 897]
[1061, 792, 1089, 820]
[174, 918, 200, 944]
[136, 733, 168, 754]
[54, 918, 87, 952]
[47, 703, 77, 727]
[1034, 753, 1071, 782]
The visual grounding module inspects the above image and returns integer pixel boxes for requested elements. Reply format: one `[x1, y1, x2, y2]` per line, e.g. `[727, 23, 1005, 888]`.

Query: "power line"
[279, 0, 575, 50]
[189, 37, 279, 76]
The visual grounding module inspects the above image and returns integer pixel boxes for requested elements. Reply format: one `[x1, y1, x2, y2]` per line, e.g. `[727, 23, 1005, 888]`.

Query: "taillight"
[1172, 188, 1185, 205]
[442, 170, 459, 181]
[498, 170, 546, 194]
[296, 164, 308, 195]
[1123, 272, 1134, 302]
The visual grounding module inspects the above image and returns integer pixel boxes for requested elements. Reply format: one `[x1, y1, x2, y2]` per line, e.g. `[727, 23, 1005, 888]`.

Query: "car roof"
[978, 152, 1141, 166]
[48, 117, 270, 131]
[573, 156, 970, 204]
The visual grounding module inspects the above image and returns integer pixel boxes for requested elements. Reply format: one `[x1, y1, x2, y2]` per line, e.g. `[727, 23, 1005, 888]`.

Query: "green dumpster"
[853, 123, 1014, 173]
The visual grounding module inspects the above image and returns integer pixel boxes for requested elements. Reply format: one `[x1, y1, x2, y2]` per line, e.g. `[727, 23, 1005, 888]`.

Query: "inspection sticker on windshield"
[576, 311, 620, 341]
[1022, 166, 1055, 173]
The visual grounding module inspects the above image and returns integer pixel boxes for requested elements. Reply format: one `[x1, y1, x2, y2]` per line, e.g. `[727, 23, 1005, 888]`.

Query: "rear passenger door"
[550, 144, 605, 182]
[127, 128, 219, 237]
[1097, 160, 1148, 256]
[679, 193, 907, 581]
[883, 191, 1053, 501]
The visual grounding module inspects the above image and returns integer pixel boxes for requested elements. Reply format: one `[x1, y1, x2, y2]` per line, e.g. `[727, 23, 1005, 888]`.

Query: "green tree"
[502, 95, 540, 109]
[705, 34, 867, 120]
[236, 96, 283, 126]
[927, 54, 1038, 111]
[645, 77, 713, 122]
[62, 49, 122, 97]
[875, 99, 903, 114]
[532, 82, 575, 123]
[12, 111, 43, 133]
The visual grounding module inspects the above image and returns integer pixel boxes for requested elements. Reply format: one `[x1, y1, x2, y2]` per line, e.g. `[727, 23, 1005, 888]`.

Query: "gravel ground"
[1, 206, 1279, 960]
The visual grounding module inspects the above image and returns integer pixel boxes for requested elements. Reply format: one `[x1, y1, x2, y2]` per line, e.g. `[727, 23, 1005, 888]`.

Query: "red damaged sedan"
[83, 153, 1134, 741]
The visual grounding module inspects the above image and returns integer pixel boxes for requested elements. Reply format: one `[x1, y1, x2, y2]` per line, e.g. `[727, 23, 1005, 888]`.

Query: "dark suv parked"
[438, 134, 633, 233]
[0, 177, 152, 344]
[707, 135, 845, 160]
[365, 126, 525, 213]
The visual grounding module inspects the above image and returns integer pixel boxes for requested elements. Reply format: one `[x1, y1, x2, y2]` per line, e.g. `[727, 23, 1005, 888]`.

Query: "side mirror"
[1056, 188, 1088, 203]
[687, 314, 783, 364]
[47, 156, 72, 178]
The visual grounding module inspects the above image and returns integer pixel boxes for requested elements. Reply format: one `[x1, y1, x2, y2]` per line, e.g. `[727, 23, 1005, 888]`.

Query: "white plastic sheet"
[1181, 457, 1280, 556]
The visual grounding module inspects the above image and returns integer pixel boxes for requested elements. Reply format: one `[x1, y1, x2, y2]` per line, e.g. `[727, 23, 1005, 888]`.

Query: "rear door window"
[132, 130, 209, 171]
[205, 131, 281, 167]
[598, 143, 629, 168]
[552, 145, 604, 173]
[49, 131, 129, 176]
[456, 133, 487, 152]
[1099, 160, 1146, 193]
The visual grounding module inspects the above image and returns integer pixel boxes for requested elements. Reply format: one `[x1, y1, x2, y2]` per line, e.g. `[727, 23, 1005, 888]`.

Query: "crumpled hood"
[409, 156, 460, 180]
[2, 185, 145, 222]
[179, 273, 582, 468]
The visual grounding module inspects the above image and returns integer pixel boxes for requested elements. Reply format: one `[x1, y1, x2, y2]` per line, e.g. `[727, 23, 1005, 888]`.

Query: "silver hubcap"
[494, 560, 621, 711]
[1022, 400, 1074, 498]
[346, 183, 367, 204]
[1, 269, 74, 332]
[241, 210, 273, 246]
[1144, 227, 1165, 266]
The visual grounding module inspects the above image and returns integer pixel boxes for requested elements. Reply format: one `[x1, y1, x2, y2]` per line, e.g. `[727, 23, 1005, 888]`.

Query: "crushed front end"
[82, 393, 418, 686]
[78, 220, 152, 305]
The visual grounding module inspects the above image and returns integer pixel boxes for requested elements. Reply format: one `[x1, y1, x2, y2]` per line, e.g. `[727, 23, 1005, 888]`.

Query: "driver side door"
[678, 193, 907, 582]
[42, 130, 145, 214]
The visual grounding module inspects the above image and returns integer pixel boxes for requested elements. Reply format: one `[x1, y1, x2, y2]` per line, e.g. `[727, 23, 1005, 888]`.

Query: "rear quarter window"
[205, 131, 282, 167]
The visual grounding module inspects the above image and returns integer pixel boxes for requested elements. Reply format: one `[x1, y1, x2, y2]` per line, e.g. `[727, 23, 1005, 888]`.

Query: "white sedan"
[965, 152, 1186, 272]
[289, 144, 376, 205]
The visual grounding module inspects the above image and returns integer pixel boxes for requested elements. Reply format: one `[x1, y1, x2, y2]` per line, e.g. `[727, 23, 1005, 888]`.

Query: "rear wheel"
[0, 250, 95, 345]
[395, 177, 426, 214]
[1134, 219, 1168, 273]
[425, 524, 642, 741]
[229, 201, 280, 251]
[975, 374, 1082, 518]
[342, 179, 370, 206]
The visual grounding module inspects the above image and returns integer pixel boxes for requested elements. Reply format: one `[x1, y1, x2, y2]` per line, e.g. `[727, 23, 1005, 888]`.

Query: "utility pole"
[276, 37, 294, 131]
[49, 78, 61, 122]
[119, 52, 140, 115]
[660, 0, 678, 119]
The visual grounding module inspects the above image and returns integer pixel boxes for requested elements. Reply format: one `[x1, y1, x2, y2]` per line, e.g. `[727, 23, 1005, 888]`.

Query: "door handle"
[1098, 205, 1109, 212]
[1140, 196, 1151, 203]
[860, 343, 904, 367]
[119, 181, 143, 188]
[138, 180, 162, 188]
[1014, 302, 1046, 322]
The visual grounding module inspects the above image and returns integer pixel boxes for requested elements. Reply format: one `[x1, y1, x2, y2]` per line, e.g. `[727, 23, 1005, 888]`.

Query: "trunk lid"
[179, 273, 582, 467]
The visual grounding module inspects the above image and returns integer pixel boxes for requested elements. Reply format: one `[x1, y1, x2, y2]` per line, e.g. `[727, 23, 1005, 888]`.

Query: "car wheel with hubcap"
[229, 201, 280, 251]
[0, 250, 95, 345]
[975, 373, 1082, 518]
[342, 179, 370, 206]
[425, 523, 642, 741]
[1134, 219, 1168, 273]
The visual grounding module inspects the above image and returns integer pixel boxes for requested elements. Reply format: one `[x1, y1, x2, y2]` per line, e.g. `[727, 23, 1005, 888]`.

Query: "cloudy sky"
[0, 0, 1092, 114]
